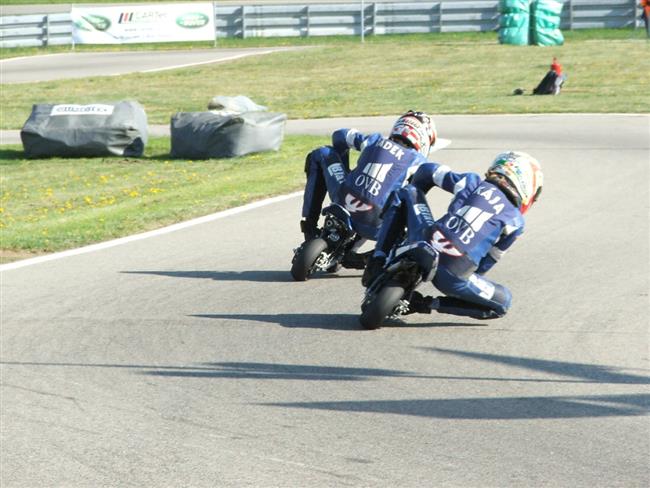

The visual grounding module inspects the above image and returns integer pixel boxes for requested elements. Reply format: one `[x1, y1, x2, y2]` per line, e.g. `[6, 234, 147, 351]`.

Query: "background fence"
[0, 0, 644, 48]
[1, 13, 72, 48]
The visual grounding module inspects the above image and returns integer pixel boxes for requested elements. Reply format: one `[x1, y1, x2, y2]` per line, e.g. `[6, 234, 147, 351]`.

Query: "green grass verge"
[0, 135, 321, 262]
[2, 31, 649, 131]
[2, 28, 646, 60]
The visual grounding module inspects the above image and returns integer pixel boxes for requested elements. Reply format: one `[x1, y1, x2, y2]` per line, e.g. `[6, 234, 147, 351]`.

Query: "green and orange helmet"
[486, 151, 543, 214]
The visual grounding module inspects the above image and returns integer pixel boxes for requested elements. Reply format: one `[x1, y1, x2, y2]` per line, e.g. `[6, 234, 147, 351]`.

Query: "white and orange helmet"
[486, 151, 543, 214]
[390, 111, 437, 156]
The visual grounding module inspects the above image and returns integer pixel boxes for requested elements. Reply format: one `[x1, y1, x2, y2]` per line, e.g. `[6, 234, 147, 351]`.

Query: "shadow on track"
[4, 352, 647, 420]
[191, 313, 481, 330]
[261, 393, 650, 420]
[258, 349, 650, 419]
[0, 360, 424, 381]
[144, 362, 425, 380]
[192, 313, 361, 330]
[122, 270, 361, 283]
[123, 270, 295, 283]
[426, 348, 650, 385]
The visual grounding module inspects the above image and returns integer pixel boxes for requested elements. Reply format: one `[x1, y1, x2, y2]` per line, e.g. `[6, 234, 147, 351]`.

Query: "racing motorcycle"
[359, 240, 438, 330]
[291, 204, 364, 281]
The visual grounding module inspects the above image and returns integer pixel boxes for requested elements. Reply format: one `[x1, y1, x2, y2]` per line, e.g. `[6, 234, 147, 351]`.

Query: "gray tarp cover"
[170, 111, 287, 159]
[21, 101, 148, 158]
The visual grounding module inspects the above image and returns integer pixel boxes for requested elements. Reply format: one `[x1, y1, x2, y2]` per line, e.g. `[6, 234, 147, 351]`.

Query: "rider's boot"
[405, 291, 437, 315]
[434, 296, 502, 320]
[342, 249, 372, 270]
[361, 254, 386, 287]
[300, 219, 320, 241]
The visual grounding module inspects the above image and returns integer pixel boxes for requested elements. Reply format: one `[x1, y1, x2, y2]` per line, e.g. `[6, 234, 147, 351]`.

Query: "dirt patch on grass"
[0, 249, 49, 265]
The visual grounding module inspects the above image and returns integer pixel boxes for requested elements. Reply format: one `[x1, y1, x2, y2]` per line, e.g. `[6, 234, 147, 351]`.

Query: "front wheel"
[291, 238, 328, 281]
[359, 283, 405, 330]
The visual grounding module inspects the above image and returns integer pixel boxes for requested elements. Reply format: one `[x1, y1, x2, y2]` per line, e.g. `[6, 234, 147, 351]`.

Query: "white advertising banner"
[72, 3, 215, 44]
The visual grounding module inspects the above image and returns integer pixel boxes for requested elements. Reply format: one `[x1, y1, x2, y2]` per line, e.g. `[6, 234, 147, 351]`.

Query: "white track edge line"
[0, 191, 304, 272]
[140, 50, 277, 73]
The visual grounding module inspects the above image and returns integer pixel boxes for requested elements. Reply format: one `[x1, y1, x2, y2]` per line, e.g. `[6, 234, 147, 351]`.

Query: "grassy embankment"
[1, 30, 648, 262]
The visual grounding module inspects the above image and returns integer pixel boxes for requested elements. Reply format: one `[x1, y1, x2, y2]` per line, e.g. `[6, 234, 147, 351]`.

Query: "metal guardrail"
[0, 0, 644, 48]
[0, 13, 72, 48]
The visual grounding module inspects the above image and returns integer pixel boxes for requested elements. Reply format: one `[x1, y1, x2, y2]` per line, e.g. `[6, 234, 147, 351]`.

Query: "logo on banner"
[79, 14, 111, 31]
[118, 11, 167, 24]
[50, 104, 115, 116]
[176, 13, 210, 29]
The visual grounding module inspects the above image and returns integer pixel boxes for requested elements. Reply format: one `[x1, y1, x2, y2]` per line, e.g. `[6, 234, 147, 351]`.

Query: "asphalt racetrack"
[0, 47, 298, 83]
[1, 112, 648, 487]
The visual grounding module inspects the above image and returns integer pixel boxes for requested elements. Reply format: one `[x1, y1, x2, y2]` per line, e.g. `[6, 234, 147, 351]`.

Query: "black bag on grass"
[533, 71, 560, 95]
[533, 59, 566, 95]
[21, 101, 148, 158]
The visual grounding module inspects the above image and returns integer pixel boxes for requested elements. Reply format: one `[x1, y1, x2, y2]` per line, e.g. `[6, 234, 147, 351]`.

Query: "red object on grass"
[551, 57, 563, 75]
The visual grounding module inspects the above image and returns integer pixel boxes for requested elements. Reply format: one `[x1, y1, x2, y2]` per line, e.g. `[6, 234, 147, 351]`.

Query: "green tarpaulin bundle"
[531, 0, 564, 46]
[499, 0, 564, 46]
[499, 0, 531, 46]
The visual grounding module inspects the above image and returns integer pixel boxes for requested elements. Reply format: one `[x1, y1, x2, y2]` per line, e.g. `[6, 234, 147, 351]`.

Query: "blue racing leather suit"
[301, 129, 429, 240]
[375, 162, 525, 319]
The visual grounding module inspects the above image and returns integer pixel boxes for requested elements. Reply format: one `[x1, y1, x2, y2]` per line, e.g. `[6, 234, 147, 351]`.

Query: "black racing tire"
[359, 283, 405, 330]
[291, 238, 328, 281]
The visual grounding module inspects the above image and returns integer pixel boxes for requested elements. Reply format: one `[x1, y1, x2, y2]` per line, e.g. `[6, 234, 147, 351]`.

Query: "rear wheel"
[359, 283, 405, 330]
[291, 238, 328, 281]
